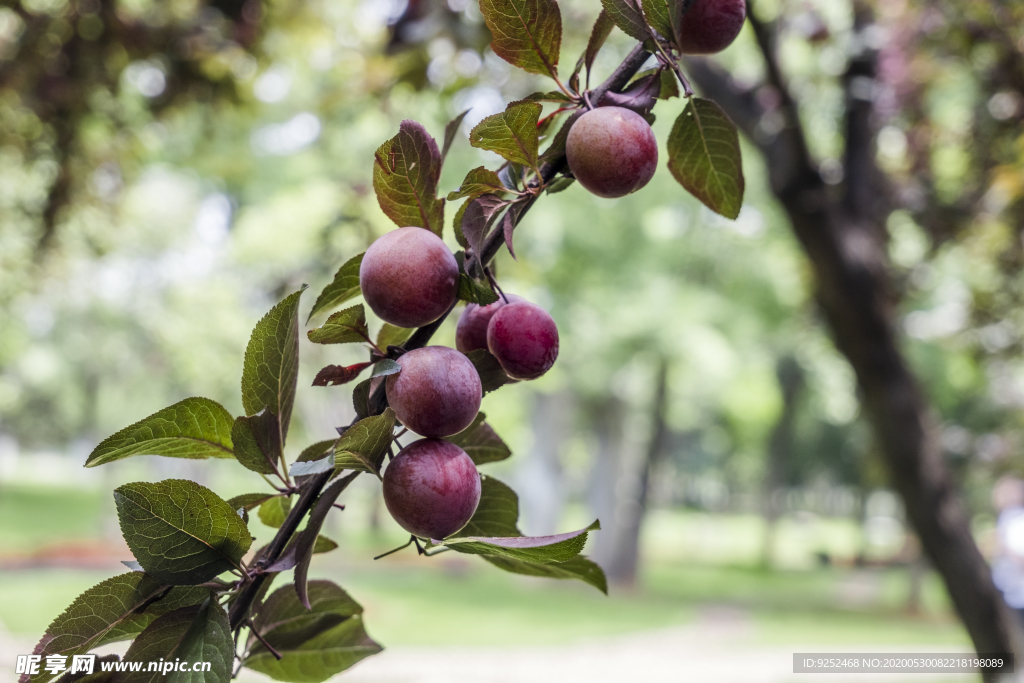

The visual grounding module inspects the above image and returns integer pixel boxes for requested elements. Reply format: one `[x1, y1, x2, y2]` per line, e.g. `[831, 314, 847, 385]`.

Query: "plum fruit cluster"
[361, 226, 560, 539]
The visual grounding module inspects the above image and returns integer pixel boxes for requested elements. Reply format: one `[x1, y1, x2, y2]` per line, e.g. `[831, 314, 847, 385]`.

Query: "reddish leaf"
[312, 363, 372, 387]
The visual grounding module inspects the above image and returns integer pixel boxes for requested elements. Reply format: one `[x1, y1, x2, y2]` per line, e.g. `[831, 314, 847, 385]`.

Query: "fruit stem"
[247, 620, 284, 660]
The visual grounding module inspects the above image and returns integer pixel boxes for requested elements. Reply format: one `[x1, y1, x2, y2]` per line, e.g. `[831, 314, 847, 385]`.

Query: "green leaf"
[483, 555, 608, 594]
[24, 574, 209, 683]
[246, 581, 380, 683]
[447, 167, 509, 202]
[312, 362, 372, 387]
[351, 379, 373, 420]
[443, 521, 599, 562]
[376, 323, 414, 350]
[373, 120, 445, 237]
[307, 253, 363, 323]
[370, 358, 402, 378]
[545, 176, 575, 194]
[469, 100, 543, 170]
[241, 288, 305, 444]
[296, 440, 337, 463]
[600, 0, 648, 42]
[118, 599, 232, 683]
[306, 305, 369, 345]
[85, 398, 234, 468]
[667, 97, 745, 220]
[452, 199, 470, 249]
[335, 408, 396, 474]
[458, 273, 500, 306]
[227, 493, 275, 512]
[114, 480, 253, 585]
[289, 454, 334, 478]
[258, 496, 291, 528]
[313, 536, 338, 554]
[639, 0, 672, 39]
[583, 9, 615, 82]
[448, 413, 512, 465]
[479, 0, 562, 79]
[659, 68, 680, 99]
[441, 109, 471, 165]
[525, 90, 572, 103]
[231, 410, 282, 475]
[466, 349, 515, 393]
[453, 475, 521, 537]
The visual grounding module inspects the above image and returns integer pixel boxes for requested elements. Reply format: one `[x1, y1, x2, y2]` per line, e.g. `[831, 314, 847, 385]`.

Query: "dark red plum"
[383, 439, 481, 540]
[565, 106, 658, 199]
[486, 301, 559, 380]
[385, 346, 482, 437]
[676, 0, 747, 55]
[455, 294, 524, 354]
[359, 227, 459, 328]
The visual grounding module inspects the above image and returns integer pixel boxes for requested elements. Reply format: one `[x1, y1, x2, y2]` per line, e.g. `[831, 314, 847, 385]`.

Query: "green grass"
[0, 484, 107, 552]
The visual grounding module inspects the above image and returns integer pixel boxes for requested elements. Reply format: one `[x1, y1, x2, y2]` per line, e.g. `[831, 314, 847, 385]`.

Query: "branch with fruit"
[22, 1, 747, 682]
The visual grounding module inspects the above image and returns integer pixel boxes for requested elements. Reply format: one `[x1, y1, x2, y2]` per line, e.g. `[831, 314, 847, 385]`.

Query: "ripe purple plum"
[359, 227, 459, 328]
[676, 0, 747, 55]
[486, 301, 559, 380]
[383, 439, 481, 539]
[455, 294, 524, 354]
[386, 346, 482, 437]
[565, 106, 658, 199]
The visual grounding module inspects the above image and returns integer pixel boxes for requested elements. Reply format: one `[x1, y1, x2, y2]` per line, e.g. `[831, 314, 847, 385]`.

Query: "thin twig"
[247, 620, 284, 661]
[374, 536, 415, 560]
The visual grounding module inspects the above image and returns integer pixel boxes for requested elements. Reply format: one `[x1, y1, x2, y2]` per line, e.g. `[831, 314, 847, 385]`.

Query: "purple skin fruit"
[455, 294, 525, 354]
[386, 346, 482, 438]
[486, 301, 559, 381]
[359, 227, 460, 328]
[676, 0, 747, 56]
[565, 106, 658, 199]
[383, 439, 482, 540]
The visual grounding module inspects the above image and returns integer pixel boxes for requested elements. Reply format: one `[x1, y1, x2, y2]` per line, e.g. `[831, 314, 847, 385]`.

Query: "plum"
[383, 439, 481, 540]
[359, 227, 459, 328]
[386, 346, 482, 437]
[565, 106, 658, 199]
[455, 294, 524, 354]
[486, 301, 559, 380]
[676, 0, 747, 55]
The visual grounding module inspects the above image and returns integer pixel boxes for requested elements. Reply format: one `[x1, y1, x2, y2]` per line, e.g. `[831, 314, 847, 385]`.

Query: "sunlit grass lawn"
[0, 483, 969, 650]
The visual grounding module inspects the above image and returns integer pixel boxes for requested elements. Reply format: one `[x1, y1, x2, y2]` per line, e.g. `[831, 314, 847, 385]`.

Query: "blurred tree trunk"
[761, 355, 805, 569]
[516, 391, 572, 536]
[688, 1, 1024, 669]
[605, 356, 670, 587]
[587, 396, 627, 569]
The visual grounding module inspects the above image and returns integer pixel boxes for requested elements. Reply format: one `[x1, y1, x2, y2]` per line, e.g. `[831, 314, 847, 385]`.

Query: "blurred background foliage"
[0, 0, 1022, 660]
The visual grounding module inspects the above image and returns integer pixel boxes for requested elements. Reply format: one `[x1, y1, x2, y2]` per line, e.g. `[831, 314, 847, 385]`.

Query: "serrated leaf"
[539, 112, 573, 161]
[290, 453, 335, 478]
[639, 0, 672, 39]
[296, 440, 337, 464]
[246, 581, 379, 683]
[466, 349, 515, 393]
[307, 253, 363, 323]
[334, 409, 395, 474]
[470, 100, 543, 170]
[373, 120, 445, 237]
[668, 97, 745, 219]
[231, 410, 282, 475]
[114, 480, 252, 585]
[376, 324, 414, 351]
[85, 398, 234, 468]
[312, 362, 372, 387]
[441, 109, 471, 165]
[461, 195, 508, 258]
[370, 358, 402, 379]
[659, 68, 680, 99]
[313, 536, 338, 554]
[479, 0, 562, 78]
[448, 413, 512, 465]
[600, 0, 648, 41]
[22, 574, 209, 683]
[443, 521, 599, 562]
[351, 379, 373, 420]
[307, 305, 369, 345]
[258, 496, 291, 529]
[118, 599, 232, 683]
[458, 273, 500, 306]
[525, 90, 572, 103]
[483, 555, 608, 593]
[584, 9, 615, 83]
[227, 493, 275, 511]
[447, 167, 508, 201]
[241, 288, 305, 444]
[454, 475, 521, 537]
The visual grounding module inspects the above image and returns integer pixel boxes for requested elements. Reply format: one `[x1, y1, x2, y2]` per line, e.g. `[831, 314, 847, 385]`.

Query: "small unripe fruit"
[383, 439, 481, 539]
[455, 294, 524, 354]
[359, 227, 459, 328]
[486, 301, 559, 380]
[386, 346, 482, 437]
[676, 0, 746, 55]
[565, 107, 658, 199]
